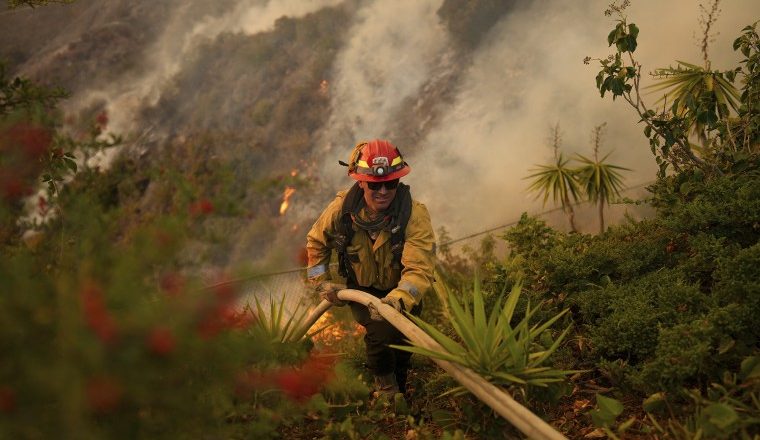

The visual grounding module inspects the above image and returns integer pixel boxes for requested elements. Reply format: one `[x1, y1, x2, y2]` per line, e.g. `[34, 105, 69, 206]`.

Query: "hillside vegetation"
[1, 0, 759, 439]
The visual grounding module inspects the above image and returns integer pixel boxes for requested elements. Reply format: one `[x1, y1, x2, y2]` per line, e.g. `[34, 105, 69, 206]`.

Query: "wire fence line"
[225, 180, 655, 315]
[216, 179, 655, 291]
[235, 271, 314, 320]
[441, 179, 654, 246]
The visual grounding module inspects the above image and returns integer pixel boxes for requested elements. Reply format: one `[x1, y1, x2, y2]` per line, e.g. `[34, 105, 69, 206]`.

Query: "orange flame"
[279, 186, 296, 215]
[309, 311, 364, 347]
[290, 169, 298, 177]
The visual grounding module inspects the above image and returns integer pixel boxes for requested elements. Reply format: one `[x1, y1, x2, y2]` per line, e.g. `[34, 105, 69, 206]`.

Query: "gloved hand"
[368, 296, 404, 321]
[316, 282, 346, 306]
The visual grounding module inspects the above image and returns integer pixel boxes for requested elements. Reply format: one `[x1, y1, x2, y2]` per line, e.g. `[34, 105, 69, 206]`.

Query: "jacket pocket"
[346, 242, 376, 286]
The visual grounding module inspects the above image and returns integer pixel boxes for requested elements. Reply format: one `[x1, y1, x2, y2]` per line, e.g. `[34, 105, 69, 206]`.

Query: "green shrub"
[713, 242, 760, 340]
[679, 232, 740, 288]
[656, 170, 760, 247]
[633, 305, 749, 394]
[576, 269, 710, 363]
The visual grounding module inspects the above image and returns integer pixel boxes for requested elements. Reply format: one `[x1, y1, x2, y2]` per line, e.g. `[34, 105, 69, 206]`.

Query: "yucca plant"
[392, 278, 577, 393]
[647, 61, 741, 140]
[526, 124, 581, 232]
[248, 293, 313, 343]
[575, 123, 630, 234]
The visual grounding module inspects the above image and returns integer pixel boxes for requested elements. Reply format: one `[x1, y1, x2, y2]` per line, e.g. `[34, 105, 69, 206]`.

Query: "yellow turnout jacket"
[306, 189, 436, 309]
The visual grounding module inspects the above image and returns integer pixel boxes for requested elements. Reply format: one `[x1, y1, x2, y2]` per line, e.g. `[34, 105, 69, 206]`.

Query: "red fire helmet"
[345, 139, 411, 182]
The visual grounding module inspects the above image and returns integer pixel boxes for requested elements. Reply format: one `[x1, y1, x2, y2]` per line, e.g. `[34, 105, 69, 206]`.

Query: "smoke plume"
[318, 0, 759, 238]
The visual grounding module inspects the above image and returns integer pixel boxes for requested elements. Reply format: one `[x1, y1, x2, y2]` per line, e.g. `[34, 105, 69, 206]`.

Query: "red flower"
[146, 326, 176, 356]
[189, 199, 214, 216]
[85, 376, 122, 414]
[274, 370, 318, 402]
[0, 171, 29, 202]
[96, 111, 109, 129]
[273, 354, 337, 403]
[4, 122, 52, 159]
[197, 304, 227, 339]
[197, 304, 243, 339]
[224, 307, 256, 330]
[0, 386, 16, 413]
[80, 282, 118, 345]
[196, 278, 249, 337]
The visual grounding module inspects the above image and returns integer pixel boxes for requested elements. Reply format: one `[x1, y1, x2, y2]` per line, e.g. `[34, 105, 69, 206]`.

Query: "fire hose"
[298, 289, 567, 440]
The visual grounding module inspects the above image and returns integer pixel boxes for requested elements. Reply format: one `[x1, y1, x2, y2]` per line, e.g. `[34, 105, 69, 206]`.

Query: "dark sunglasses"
[366, 179, 400, 191]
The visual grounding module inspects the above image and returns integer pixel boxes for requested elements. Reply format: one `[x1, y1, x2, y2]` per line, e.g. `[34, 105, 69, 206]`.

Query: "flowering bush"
[0, 62, 349, 438]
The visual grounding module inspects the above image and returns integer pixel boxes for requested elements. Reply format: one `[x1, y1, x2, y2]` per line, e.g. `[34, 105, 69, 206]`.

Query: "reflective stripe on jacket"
[306, 189, 436, 309]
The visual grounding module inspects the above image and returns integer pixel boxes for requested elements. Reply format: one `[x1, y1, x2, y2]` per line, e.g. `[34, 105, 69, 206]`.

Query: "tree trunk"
[563, 195, 577, 233]
[598, 194, 605, 234]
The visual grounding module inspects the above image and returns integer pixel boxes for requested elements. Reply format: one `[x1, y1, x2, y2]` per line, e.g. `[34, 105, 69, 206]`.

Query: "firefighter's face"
[360, 180, 397, 213]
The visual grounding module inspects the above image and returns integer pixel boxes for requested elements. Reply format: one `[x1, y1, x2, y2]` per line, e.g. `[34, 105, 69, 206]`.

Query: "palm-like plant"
[526, 158, 581, 233]
[575, 124, 630, 234]
[647, 61, 741, 140]
[392, 279, 577, 394]
[526, 124, 581, 232]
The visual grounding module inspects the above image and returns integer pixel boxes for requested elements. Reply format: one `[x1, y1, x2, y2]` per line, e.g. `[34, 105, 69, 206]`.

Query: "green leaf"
[308, 393, 329, 415]
[395, 276, 574, 392]
[607, 28, 618, 46]
[502, 280, 522, 322]
[405, 314, 465, 356]
[530, 324, 571, 366]
[394, 392, 409, 415]
[611, 78, 624, 95]
[431, 409, 458, 430]
[591, 394, 623, 428]
[642, 392, 666, 413]
[618, 416, 636, 433]
[740, 356, 760, 380]
[389, 344, 465, 365]
[628, 23, 639, 38]
[703, 403, 738, 430]
[472, 279, 487, 340]
[64, 157, 77, 173]
[597, 394, 624, 417]
[491, 371, 527, 384]
[680, 181, 694, 196]
[590, 408, 616, 428]
[446, 292, 479, 353]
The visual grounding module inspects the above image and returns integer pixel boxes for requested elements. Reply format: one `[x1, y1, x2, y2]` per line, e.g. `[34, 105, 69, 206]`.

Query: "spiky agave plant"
[248, 293, 313, 343]
[393, 278, 578, 393]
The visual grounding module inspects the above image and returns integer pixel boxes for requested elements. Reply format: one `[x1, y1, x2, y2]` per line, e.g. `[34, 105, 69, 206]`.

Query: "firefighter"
[306, 139, 436, 398]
